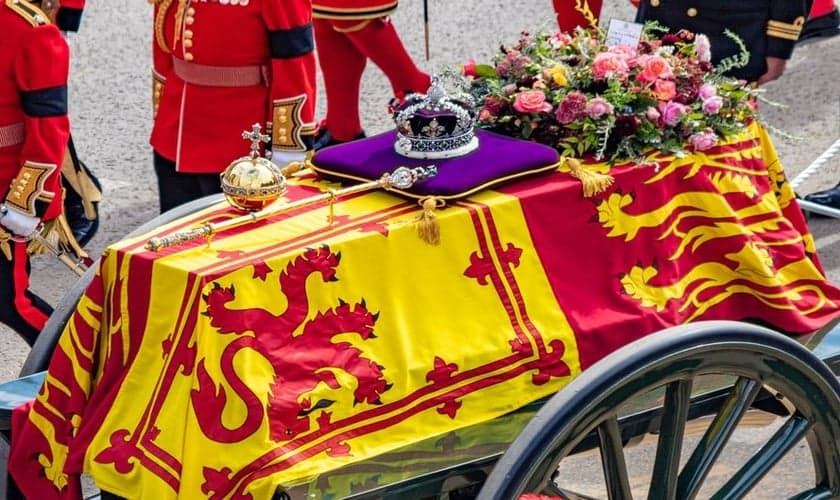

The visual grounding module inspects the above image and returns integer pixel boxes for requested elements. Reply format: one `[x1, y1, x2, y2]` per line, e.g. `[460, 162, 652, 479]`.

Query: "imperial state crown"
[393, 76, 479, 159]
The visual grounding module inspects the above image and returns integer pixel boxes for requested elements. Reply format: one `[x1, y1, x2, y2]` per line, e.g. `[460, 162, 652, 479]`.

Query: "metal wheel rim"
[478, 321, 840, 500]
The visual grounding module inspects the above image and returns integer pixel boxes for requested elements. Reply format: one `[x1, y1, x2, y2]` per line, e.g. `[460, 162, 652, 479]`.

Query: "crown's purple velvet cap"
[311, 129, 559, 198]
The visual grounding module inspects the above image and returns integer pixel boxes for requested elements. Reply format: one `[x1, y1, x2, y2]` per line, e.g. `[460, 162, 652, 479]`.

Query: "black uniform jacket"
[636, 0, 812, 82]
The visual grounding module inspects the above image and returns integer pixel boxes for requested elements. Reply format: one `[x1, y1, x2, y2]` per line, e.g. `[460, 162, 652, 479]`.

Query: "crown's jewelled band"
[397, 131, 476, 153]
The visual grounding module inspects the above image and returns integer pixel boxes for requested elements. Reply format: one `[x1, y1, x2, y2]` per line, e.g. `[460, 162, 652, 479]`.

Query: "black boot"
[803, 182, 840, 210]
[62, 162, 101, 247]
[798, 8, 840, 44]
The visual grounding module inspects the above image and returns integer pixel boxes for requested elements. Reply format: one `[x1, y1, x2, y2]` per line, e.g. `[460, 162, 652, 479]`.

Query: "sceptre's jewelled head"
[392, 75, 479, 159]
[220, 123, 287, 212]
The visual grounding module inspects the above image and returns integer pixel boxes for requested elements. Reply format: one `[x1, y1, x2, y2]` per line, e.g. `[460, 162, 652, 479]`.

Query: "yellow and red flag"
[10, 123, 840, 499]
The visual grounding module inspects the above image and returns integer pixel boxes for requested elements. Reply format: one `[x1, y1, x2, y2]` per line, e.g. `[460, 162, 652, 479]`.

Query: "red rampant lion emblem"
[192, 245, 390, 442]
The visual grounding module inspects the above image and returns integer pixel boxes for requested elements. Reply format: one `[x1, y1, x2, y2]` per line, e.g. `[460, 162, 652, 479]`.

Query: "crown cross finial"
[242, 123, 271, 158]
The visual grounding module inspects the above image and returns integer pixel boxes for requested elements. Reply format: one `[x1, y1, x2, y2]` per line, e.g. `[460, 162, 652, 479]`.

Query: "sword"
[145, 165, 437, 252]
[1, 208, 91, 276]
[31, 231, 89, 277]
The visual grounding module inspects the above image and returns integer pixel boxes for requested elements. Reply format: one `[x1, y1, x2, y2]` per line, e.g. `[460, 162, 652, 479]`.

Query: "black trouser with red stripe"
[0, 241, 52, 346]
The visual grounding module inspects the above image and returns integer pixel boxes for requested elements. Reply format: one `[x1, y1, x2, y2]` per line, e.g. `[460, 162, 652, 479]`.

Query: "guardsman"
[32, 0, 102, 248]
[552, 0, 603, 33]
[0, 0, 71, 345]
[311, 0, 430, 149]
[150, 0, 317, 213]
[636, 1, 813, 85]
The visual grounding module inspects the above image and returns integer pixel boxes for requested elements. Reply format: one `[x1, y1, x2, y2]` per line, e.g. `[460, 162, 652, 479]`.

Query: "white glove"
[0, 204, 40, 238]
[270, 149, 306, 170]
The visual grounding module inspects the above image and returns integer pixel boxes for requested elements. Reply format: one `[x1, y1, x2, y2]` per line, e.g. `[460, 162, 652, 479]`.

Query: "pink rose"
[653, 79, 677, 101]
[462, 58, 478, 77]
[690, 128, 718, 151]
[702, 95, 723, 114]
[513, 90, 552, 113]
[586, 97, 614, 118]
[659, 101, 688, 126]
[592, 52, 630, 81]
[646, 106, 661, 121]
[697, 83, 717, 100]
[636, 55, 674, 83]
[608, 44, 639, 66]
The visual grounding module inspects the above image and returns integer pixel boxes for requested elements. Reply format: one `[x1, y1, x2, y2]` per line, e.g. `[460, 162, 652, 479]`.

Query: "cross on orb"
[242, 123, 271, 158]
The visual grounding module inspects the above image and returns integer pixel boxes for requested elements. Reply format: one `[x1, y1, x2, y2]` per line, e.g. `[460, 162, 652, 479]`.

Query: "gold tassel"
[562, 156, 614, 198]
[0, 229, 12, 261]
[416, 197, 442, 245]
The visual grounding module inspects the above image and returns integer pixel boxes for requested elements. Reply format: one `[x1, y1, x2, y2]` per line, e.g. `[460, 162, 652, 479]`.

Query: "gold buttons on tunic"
[687, 7, 698, 17]
[184, 53, 194, 61]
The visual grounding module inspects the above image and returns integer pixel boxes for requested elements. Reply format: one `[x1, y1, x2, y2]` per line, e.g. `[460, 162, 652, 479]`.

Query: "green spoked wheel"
[478, 320, 840, 500]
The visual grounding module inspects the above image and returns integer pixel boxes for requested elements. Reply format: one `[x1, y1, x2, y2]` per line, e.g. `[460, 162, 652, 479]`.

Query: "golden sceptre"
[145, 164, 437, 252]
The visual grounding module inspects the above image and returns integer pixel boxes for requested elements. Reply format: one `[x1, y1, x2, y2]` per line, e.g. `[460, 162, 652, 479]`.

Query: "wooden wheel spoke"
[648, 379, 693, 500]
[598, 415, 633, 500]
[677, 377, 762, 499]
[711, 414, 811, 500]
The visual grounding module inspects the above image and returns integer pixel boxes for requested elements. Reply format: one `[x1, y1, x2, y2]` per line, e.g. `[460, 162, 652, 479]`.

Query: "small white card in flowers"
[605, 19, 644, 48]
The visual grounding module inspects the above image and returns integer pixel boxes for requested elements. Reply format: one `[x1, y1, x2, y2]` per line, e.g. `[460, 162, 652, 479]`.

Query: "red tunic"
[312, 0, 397, 20]
[0, 0, 69, 221]
[150, 0, 317, 174]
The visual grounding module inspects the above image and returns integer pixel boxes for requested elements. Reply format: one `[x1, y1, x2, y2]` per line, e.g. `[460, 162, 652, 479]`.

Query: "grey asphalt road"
[2, 0, 839, 497]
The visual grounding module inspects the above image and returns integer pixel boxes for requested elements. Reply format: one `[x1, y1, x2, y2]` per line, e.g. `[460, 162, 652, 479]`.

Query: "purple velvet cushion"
[310, 129, 560, 199]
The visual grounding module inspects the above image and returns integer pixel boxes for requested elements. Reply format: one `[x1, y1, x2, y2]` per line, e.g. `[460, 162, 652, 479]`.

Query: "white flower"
[694, 34, 712, 62]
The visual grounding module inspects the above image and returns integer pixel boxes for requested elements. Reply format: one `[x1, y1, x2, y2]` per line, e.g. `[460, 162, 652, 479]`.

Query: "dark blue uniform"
[636, 0, 813, 82]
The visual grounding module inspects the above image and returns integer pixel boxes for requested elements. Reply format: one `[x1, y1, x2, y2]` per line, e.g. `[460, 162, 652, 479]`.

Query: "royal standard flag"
[10, 123, 840, 499]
